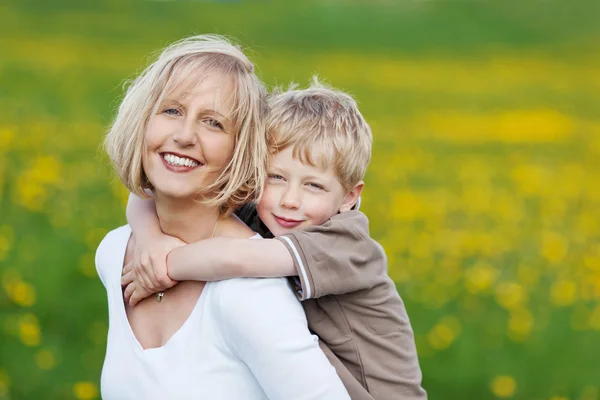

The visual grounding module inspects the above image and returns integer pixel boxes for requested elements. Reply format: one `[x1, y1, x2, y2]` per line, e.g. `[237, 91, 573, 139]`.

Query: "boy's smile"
[257, 147, 359, 237]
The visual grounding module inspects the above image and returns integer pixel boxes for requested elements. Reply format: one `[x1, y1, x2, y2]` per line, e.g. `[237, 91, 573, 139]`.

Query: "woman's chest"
[102, 293, 268, 400]
[125, 281, 206, 349]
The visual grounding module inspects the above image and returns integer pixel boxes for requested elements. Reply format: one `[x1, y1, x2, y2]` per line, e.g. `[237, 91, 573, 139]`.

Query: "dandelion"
[550, 280, 577, 307]
[0, 368, 9, 397]
[589, 305, 600, 331]
[18, 313, 40, 347]
[541, 231, 569, 264]
[496, 281, 526, 310]
[508, 308, 534, 342]
[0, 225, 14, 261]
[464, 262, 498, 294]
[35, 349, 57, 370]
[490, 375, 517, 398]
[73, 381, 98, 400]
[426, 316, 461, 350]
[8, 281, 36, 307]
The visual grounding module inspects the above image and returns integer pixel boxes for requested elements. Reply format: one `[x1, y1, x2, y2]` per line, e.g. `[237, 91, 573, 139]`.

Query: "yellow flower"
[19, 313, 41, 347]
[465, 262, 498, 294]
[35, 349, 57, 370]
[391, 190, 423, 221]
[12, 281, 36, 307]
[508, 308, 534, 342]
[517, 264, 541, 287]
[0, 126, 15, 149]
[496, 281, 526, 310]
[491, 375, 517, 398]
[589, 305, 600, 331]
[0, 225, 14, 261]
[550, 280, 577, 307]
[0, 368, 10, 396]
[427, 316, 461, 350]
[540, 231, 569, 264]
[73, 381, 99, 400]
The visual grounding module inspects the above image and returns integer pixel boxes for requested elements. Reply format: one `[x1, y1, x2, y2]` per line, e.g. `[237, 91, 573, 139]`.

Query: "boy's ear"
[340, 181, 364, 212]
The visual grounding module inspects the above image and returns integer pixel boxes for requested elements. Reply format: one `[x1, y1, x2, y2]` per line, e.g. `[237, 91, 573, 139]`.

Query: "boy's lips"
[273, 215, 303, 229]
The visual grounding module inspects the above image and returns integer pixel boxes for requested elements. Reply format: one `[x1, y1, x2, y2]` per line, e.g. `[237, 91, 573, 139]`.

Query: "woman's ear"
[339, 181, 364, 212]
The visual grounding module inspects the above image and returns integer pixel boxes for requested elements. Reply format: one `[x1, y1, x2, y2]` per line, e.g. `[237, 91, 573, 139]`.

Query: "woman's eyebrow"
[205, 109, 233, 123]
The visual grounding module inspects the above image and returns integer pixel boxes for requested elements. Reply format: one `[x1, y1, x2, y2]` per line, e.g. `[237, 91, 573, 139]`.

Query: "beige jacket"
[276, 211, 427, 400]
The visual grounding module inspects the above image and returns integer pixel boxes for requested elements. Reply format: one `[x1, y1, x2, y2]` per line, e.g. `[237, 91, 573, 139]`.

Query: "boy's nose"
[280, 188, 300, 210]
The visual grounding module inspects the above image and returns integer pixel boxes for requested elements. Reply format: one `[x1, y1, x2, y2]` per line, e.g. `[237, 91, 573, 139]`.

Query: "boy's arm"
[125, 193, 182, 292]
[166, 237, 296, 281]
[276, 210, 386, 300]
[126, 192, 162, 239]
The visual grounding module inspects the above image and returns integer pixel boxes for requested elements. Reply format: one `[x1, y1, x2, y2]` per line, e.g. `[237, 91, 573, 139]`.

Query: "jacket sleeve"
[275, 211, 387, 300]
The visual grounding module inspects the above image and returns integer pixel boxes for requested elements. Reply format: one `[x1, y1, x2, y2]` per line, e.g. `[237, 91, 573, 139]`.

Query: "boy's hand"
[121, 233, 185, 305]
[122, 279, 154, 306]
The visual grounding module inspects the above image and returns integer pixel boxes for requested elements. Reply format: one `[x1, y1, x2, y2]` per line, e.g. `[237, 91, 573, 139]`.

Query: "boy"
[123, 79, 427, 399]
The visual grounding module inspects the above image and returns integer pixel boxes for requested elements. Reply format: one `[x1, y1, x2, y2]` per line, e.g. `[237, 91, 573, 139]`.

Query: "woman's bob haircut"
[105, 34, 268, 215]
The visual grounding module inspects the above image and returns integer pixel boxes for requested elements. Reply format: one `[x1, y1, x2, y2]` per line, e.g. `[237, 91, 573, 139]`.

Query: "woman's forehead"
[163, 70, 237, 115]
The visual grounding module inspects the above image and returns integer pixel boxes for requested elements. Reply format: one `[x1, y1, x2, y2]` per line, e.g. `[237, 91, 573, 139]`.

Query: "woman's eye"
[205, 118, 224, 130]
[268, 173, 284, 181]
[164, 108, 181, 116]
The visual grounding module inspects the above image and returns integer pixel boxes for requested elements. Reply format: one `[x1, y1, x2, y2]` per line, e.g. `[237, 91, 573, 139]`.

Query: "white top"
[96, 225, 349, 400]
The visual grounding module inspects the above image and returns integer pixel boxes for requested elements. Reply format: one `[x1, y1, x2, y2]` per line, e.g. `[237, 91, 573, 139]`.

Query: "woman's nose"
[172, 119, 197, 147]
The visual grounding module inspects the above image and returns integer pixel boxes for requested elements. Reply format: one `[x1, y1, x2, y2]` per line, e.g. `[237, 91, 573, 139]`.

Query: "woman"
[97, 34, 349, 399]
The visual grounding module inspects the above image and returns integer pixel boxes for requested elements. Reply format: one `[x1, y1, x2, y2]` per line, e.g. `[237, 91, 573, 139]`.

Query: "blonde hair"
[104, 34, 268, 215]
[267, 77, 372, 192]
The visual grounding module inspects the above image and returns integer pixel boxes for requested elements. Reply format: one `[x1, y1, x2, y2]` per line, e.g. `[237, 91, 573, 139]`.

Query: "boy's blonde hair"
[105, 34, 268, 215]
[267, 77, 372, 192]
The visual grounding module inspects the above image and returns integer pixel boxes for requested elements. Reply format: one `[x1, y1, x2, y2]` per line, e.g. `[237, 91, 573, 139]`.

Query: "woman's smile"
[160, 152, 203, 173]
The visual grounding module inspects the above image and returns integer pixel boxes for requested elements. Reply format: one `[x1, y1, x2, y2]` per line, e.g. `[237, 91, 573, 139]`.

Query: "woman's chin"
[153, 185, 198, 201]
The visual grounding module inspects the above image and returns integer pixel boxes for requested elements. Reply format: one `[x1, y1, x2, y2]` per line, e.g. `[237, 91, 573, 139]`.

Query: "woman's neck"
[154, 193, 220, 244]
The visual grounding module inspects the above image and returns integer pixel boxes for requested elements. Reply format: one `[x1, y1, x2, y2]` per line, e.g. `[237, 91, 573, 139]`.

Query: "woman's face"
[143, 71, 236, 200]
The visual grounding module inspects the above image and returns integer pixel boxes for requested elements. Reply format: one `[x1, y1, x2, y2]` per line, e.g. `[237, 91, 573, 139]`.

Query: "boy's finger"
[155, 271, 175, 289]
[122, 262, 134, 276]
[123, 283, 136, 303]
[121, 270, 135, 287]
[131, 287, 152, 306]
[130, 291, 140, 306]
[134, 263, 156, 291]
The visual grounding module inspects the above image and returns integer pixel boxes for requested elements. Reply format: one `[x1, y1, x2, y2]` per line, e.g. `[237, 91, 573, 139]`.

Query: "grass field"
[1, 1, 600, 399]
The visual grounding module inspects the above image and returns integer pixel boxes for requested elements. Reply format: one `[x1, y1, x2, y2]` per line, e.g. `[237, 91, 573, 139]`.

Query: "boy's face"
[257, 147, 354, 237]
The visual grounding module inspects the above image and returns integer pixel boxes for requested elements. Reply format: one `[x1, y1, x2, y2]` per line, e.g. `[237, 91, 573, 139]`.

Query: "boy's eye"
[308, 182, 325, 190]
[205, 118, 224, 130]
[163, 108, 181, 116]
[268, 173, 284, 181]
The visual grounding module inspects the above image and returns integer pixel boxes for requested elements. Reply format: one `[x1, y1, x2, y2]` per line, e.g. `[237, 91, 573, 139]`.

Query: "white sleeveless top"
[95, 225, 349, 400]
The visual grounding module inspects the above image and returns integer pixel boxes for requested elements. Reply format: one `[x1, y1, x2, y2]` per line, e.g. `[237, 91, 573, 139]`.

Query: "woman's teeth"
[163, 154, 199, 167]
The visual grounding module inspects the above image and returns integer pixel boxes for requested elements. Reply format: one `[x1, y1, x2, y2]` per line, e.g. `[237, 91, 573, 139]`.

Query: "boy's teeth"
[163, 154, 199, 167]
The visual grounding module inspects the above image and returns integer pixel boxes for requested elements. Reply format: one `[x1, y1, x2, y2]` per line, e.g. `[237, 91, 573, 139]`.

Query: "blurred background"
[1, 0, 600, 399]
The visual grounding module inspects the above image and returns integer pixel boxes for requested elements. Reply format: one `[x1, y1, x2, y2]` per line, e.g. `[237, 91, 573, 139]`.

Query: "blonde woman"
[96, 35, 349, 399]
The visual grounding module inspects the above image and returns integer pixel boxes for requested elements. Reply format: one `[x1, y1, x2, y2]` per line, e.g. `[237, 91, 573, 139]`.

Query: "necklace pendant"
[156, 291, 164, 302]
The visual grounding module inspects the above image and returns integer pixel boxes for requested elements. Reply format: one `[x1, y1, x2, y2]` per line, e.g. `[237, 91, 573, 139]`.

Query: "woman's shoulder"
[97, 225, 131, 255]
[210, 278, 305, 323]
[95, 225, 131, 286]
[217, 213, 259, 238]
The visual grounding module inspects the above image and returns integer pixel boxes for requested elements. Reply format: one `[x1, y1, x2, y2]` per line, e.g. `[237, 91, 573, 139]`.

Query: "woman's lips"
[273, 215, 303, 228]
[160, 154, 201, 173]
